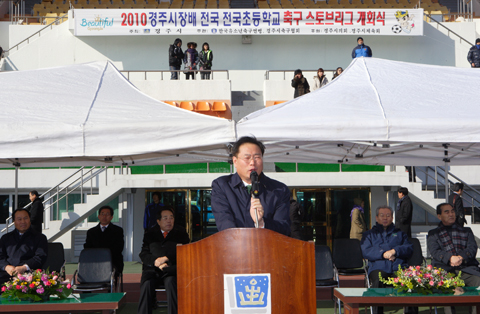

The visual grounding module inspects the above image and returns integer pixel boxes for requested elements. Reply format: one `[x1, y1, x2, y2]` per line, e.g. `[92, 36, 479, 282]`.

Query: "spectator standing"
[144, 192, 164, 231]
[183, 42, 198, 80]
[467, 38, 480, 68]
[448, 182, 466, 227]
[352, 37, 372, 58]
[312, 68, 328, 91]
[350, 198, 367, 241]
[361, 206, 413, 314]
[199, 42, 213, 80]
[396, 187, 413, 238]
[291, 69, 310, 98]
[168, 38, 183, 80]
[28, 190, 44, 234]
[332, 67, 343, 80]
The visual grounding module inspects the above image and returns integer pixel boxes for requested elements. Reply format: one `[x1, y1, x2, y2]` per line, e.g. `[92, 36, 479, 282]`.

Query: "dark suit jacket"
[448, 192, 465, 226]
[139, 225, 189, 284]
[0, 228, 48, 284]
[84, 223, 124, 274]
[211, 173, 291, 236]
[427, 224, 480, 276]
[395, 194, 412, 237]
[28, 198, 44, 234]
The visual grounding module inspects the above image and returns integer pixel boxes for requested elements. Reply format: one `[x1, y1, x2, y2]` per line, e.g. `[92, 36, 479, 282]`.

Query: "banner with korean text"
[74, 8, 423, 36]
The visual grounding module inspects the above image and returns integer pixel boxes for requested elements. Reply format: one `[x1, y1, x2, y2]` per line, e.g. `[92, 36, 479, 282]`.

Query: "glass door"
[295, 189, 331, 246]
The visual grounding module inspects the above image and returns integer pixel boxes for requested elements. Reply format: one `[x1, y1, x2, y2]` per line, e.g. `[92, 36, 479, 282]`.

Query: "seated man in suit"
[138, 206, 190, 314]
[0, 208, 48, 285]
[84, 205, 124, 286]
[211, 136, 290, 236]
[361, 205, 413, 314]
[428, 203, 480, 314]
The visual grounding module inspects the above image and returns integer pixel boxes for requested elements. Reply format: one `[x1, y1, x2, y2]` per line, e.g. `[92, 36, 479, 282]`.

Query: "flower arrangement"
[379, 265, 465, 295]
[1, 269, 73, 302]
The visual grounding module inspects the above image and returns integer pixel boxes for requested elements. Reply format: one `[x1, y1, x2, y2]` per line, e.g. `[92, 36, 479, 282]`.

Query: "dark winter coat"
[169, 38, 184, 67]
[0, 228, 48, 284]
[291, 76, 310, 98]
[84, 223, 125, 274]
[183, 48, 199, 70]
[139, 224, 189, 284]
[28, 198, 44, 234]
[448, 192, 466, 227]
[395, 194, 413, 237]
[467, 45, 480, 67]
[361, 223, 412, 275]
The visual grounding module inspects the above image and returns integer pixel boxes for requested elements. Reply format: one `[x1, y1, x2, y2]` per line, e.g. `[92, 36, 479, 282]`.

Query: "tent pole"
[444, 159, 449, 203]
[14, 162, 20, 210]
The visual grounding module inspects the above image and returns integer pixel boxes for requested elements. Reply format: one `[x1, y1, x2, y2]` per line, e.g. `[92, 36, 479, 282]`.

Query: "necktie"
[101, 226, 106, 232]
[163, 231, 168, 238]
[246, 185, 252, 195]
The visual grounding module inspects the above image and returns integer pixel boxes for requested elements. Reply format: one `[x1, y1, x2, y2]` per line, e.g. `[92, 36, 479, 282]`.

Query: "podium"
[177, 228, 316, 314]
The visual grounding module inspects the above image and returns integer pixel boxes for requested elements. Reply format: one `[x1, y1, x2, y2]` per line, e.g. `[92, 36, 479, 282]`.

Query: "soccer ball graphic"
[392, 25, 402, 33]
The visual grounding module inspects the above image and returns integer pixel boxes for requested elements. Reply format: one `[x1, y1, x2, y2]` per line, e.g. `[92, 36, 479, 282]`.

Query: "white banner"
[74, 8, 423, 36]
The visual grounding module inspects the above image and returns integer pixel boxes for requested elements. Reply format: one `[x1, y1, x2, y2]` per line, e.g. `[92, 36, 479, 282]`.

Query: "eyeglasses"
[238, 154, 262, 163]
[99, 213, 112, 217]
[378, 214, 392, 218]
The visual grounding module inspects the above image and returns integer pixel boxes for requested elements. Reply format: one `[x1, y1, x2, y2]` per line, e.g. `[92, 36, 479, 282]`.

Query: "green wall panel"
[275, 163, 297, 172]
[298, 163, 340, 172]
[130, 165, 164, 174]
[341, 165, 385, 172]
[166, 163, 207, 174]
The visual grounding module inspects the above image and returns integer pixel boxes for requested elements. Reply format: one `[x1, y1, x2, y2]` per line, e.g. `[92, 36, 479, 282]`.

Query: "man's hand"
[250, 198, 265, 228]
[472, 63, 475, 67]
[158, 263, 168, 271]
[5, 265, 16, 276]
[154, 256, 169, 268]
[14, 265, 27, 275]
[383, 249, 396, 260]
[450, 255, 463, 267]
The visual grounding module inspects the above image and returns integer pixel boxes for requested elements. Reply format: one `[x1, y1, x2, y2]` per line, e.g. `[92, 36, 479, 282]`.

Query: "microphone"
[250, 171, 259, 198]
[250, 171, 260, 228]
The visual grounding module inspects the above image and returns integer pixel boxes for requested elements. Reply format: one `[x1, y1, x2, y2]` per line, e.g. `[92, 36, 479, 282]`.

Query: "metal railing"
[1, 166, 108, 234]
[119, 69, 230, 80]
[265, 69, 337, 80]
[424, 13, 474, 46]
[416, 166, 480, 224]
[5, 12, 69, 56]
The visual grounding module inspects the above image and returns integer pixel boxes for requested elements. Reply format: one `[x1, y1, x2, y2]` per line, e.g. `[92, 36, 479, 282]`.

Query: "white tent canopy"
[237, 57, 480, 166]
[0, 61, 235, 167]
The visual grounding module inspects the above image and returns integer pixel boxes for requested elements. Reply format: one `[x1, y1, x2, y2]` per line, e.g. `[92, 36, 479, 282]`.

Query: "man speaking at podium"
[211, 136, 291, 236]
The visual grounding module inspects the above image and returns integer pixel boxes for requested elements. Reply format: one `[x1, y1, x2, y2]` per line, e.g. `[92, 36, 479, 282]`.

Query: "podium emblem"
[224, 274, 271, 314]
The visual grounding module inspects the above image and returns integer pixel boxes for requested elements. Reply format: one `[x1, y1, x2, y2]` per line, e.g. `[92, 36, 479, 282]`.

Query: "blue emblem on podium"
[235, 275, 269, 308]
[224, 273, 271, 314]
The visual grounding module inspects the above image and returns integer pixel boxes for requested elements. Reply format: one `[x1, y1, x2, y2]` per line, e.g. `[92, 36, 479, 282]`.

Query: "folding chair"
[315, 245, 340, 314]
[42, 242, 66, 280]
[72, 248, 115, 293]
